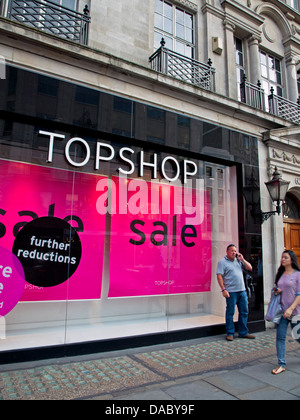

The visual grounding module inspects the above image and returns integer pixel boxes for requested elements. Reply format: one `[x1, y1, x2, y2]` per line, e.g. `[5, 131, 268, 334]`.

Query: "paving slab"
[240, 363, 300, 392]
[286, 355, 300, 374]
[289, 386, 300, 398]
[162, 380, 237, 400]
[116, 389, 175, 400]
[238, 386, 299, 400]
[203, 370, 267, 397]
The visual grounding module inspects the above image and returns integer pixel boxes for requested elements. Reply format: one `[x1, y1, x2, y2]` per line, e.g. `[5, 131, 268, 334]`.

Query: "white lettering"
[139, 151, 158, 179]
[95, 142, 115, 170]
[161, 156, 180, 182]
[2, 267, 12, 278]
[95, 176, 205, 225]
[149, 405, 195, 415]
[128, 179, 148, 215]
[183, 160, 197, 184]
[105, 404, 139, 418]
[119, 147, 135, 175]
[39, 130, 65, 163]
[65, 137, 91, 167]
[95, 178, 109, 214]
[39, 131, 200, 184]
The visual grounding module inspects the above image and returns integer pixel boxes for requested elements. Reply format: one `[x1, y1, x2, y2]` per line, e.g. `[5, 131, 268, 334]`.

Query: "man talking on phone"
[217, 244, 256, 341]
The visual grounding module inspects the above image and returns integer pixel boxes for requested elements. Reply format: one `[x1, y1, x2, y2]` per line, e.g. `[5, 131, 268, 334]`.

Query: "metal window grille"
[5, 0, 90, 44]
[269, 88, 300, 125]
[240, 77, 265, 111]
[150, 41, 215, 92]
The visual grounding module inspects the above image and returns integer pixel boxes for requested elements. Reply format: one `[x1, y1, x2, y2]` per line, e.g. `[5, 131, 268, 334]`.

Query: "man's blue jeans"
[276, 317, 300, 367]
[225, 291, 249, 337]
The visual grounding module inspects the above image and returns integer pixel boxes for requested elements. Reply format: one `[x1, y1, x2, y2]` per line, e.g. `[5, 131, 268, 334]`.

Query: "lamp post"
[260, 167, 290, 223]
[243, 167, 290, 224]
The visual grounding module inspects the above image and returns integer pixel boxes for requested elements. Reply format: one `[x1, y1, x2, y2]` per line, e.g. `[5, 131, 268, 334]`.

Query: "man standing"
[217, 244, 256, 341]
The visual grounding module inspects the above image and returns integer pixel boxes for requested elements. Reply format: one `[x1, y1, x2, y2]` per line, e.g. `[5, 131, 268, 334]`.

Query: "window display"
[0, 153, 238, 351]
[0, 65, 263, 357]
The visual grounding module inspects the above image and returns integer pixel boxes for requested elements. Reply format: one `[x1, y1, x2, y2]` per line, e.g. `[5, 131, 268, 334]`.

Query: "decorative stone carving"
[272, 149, 300, 165]
[172, 0, 198, 12]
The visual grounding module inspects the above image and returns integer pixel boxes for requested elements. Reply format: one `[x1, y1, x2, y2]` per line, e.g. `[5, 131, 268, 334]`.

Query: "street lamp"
[261, 167, 290, 223]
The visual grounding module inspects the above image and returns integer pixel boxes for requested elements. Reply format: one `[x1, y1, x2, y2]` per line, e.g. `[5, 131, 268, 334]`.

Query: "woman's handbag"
[265, 291, 283, 324]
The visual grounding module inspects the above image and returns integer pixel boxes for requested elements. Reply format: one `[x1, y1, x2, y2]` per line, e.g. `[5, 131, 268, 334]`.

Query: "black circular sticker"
[12, 217, 82, 288]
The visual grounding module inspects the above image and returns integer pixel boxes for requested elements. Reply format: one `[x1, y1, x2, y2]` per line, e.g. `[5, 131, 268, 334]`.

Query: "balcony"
[241, 76, 300, 125]
[0, 0, 90, 45]
[149, 39, 216, 92]
[268, 87, 300, 125]
[240, 76, 265, 111]
[150, 42, 300, 125]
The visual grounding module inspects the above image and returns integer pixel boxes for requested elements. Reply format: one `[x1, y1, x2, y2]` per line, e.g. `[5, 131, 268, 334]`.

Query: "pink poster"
[0, 160, 106, 301]
[109, 177, 211, 297]
[0, 246, 25, 317]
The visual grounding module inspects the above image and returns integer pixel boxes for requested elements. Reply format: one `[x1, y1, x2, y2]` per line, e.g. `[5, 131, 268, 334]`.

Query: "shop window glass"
[0, 66, 255, 355]
[73, 86, 99, 129]
[146, 106, 165, 144]
[0, 145, 240, 351]
[8, 67, 17, 96]
[75, 86, 99, 105]
[112, 97, 134, 137]
[177, 115, 190, 149]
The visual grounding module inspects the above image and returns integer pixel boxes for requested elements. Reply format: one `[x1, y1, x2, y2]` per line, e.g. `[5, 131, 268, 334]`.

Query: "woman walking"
[272, 250, 300, 375]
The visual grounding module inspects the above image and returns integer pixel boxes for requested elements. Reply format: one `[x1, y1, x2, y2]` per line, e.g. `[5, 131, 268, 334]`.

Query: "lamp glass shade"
[265, 178, 290, 203]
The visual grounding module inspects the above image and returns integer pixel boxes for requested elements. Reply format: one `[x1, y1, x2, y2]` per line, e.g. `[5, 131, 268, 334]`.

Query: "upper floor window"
[281, 0, 299, 11]
[50, 0, 77, 9]
[260, 51, 283, 109]
[291, 0, 299, 11]
[154, 0, 195, 59]
[235, 37, 245, 101]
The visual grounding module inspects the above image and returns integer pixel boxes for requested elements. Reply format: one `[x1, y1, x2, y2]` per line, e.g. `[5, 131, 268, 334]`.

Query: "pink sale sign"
[0, 160, 106, 301]
[109, 177, 212, 298]
[0, 246, 25, 317]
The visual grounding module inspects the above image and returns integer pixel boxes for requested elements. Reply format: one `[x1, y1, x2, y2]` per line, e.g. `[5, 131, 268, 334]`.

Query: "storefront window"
[0, 66, 262, 356]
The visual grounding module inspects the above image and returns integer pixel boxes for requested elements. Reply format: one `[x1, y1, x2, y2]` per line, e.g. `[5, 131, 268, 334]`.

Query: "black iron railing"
[149, 39, 216, 92]
[240, 76, 265, 111]
[240, 75, 300, 125]
[2, 0, 90, 44]
[268, 87, 300, 124]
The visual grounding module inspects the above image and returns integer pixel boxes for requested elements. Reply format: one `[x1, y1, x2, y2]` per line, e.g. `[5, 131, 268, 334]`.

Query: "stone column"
[248, 35, 261, 85]
[223, 20, 236, 98]
[285, 56, 298, 103]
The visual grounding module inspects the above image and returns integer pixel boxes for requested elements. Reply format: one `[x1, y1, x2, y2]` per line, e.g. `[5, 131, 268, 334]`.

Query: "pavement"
[0, 328, 300, 401]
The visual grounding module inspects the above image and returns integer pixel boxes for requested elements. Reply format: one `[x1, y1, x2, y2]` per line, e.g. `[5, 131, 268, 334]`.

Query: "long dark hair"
[275, 250, 300, 285]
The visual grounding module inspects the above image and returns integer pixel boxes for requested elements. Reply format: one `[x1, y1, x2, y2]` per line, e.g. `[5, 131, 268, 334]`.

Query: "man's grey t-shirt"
[216, 256, 245, 293]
